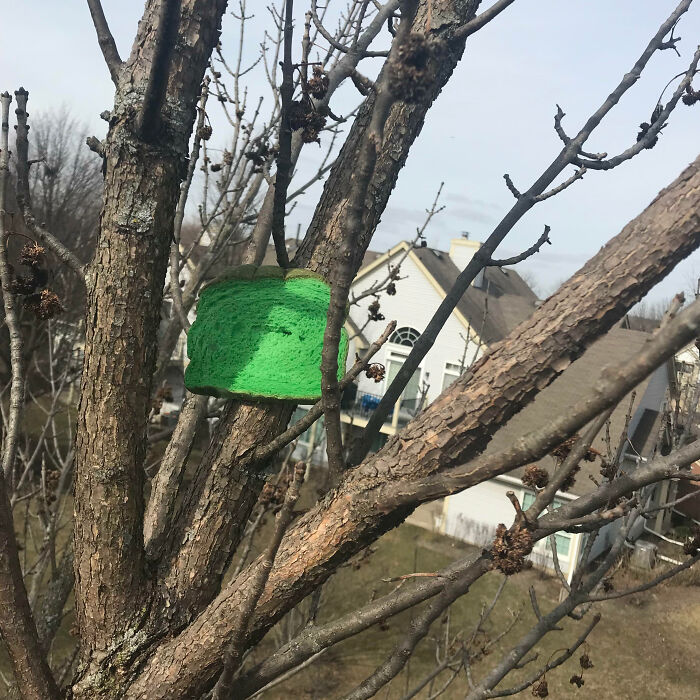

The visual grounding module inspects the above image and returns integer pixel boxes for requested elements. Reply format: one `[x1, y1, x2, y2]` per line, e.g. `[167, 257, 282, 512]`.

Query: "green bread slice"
[185, 266, 348, 402]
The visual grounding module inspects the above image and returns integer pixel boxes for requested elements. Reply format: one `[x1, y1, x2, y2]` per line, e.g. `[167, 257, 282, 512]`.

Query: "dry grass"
[3, 454, 700, 699]
[247, 523, 700, 700]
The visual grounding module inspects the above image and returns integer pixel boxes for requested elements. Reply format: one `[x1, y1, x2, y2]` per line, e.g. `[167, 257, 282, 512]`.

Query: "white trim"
[493, 473, 578, 501]
[441, 361, 462, 392]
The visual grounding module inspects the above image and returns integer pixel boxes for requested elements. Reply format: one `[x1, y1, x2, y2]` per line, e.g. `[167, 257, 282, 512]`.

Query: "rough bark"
[127, 154, 700, 698]
[158, 0, 481, 625]
[71, 0, 228, 695]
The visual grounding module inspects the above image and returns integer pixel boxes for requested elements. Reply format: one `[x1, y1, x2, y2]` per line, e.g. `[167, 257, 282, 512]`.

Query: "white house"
[290, 237, 677, 581]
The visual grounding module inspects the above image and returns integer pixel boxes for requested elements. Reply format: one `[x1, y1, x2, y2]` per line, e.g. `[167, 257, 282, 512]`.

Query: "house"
[291, 236, 680, 580]
[439, 325, 678, 581]
[292, 237, 538, 462]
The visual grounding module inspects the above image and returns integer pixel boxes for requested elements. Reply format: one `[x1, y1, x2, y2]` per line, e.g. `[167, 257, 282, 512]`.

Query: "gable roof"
[483, 326, 664, 496]
[196, 237, 538, 345]
[410, 246, 538, 345]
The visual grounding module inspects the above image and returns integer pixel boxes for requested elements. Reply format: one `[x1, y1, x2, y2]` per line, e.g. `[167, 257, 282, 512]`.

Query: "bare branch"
[553, 103, 570, 144]
[0, 90, 61, 700]
[350, 68, 375, 95]
[235, 555, 492, 698]
[533, 167, 587, 202]
[136, 0, 181, 140]
[380, 296, 700, 510]
[13, 89, 85, 279]
[526, 409, 612, 523]
[575, 45, 700, 171]
[486, 225, 551, 267]
[254, 320, 396, 463]
[452, 0, 518, 40]
[143, 393, 208, 560]
[86, 0, 123, 84]
[502, 173, 520, 198]
[269, 0, 294, 269]
[483, 614, 601, 698]
[169, 79, 210, 333]
[586, 553, 700, 602]
[85, 135, 105, 157]
[341, 559, 486, 700]
[310, 0, 391, 58]
[0, 93, 25, 482]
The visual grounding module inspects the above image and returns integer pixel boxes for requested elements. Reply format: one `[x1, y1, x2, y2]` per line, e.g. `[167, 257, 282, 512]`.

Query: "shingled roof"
[410, 245, 539, 344]
[483, 326, 664, 496]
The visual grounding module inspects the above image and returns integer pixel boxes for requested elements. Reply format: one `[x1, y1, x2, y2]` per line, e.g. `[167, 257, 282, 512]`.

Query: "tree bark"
[127, 154, 700, 699]
[71, 0, 228, 695]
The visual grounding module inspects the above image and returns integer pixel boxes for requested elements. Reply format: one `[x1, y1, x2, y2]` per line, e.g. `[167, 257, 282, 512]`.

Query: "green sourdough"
[185, 265, 348, 402]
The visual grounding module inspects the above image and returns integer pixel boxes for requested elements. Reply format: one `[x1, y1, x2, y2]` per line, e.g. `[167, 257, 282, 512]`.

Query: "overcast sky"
[2, 1, 700, 301]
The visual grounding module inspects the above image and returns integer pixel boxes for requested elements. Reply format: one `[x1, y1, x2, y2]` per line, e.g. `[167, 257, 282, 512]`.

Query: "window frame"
[441, 361, 463, 392]
[521, 489, 573, 561]
[388, 326, 421, 348]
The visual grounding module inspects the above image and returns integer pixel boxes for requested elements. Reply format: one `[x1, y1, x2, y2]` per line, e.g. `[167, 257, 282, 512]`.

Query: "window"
[389, 326, 420, 347]
[289, 408, 325, 460]
[384, 351, 423, 425]
[521, 491, 572, 559]
[441, 362, 463, 392]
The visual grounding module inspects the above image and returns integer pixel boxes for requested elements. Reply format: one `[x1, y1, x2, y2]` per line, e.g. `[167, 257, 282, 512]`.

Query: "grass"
[244, 522, 700, 700]
[4, 439, 700, 699]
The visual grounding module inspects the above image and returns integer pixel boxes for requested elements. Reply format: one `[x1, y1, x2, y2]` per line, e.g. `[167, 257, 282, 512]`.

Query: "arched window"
[389, 326, 420, 347]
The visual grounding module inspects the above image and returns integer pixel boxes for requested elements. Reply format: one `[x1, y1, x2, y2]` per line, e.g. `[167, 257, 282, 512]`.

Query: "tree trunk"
[71, 1, 228, 696]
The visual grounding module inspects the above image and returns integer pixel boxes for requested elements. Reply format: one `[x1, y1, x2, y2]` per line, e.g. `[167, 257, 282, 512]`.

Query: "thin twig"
[86, 0, 123, 84]
[486, 226, 551, 267]
[269, 0, 294, 268]
[253, 320, 396, 463]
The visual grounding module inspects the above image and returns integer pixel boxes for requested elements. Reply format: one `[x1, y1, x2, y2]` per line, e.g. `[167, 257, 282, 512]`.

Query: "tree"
[1, 1, 700, 698]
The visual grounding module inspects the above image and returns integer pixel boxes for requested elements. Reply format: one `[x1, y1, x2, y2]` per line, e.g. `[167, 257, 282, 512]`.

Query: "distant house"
[291, 236, 679, 581]
[438, 326, 677, 582]
[290, 237, 538, 463]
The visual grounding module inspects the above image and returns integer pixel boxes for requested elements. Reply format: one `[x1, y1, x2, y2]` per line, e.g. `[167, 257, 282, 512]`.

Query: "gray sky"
[2, 0, 700, 301]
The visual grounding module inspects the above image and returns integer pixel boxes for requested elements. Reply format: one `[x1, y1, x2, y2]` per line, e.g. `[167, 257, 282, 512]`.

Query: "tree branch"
[269, 0, 294, 269]
[136, 0, 182, 141]
[143, 393, 208, 560]
[234, 556, 492, 698]
[452, 0, 518, 40]
[485, 225, 551, 267]
[533, 167, 586, 202]
[253, 320, 396, 463]
[482, 614, 600, 698]
[212, 463, 305, 699]
[0, 90, 60, 700]
[553, 103, 570, 144]
[13, 89, 85, 280]
[169, 79, 210, 333]
[86, 0, 124, 85]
